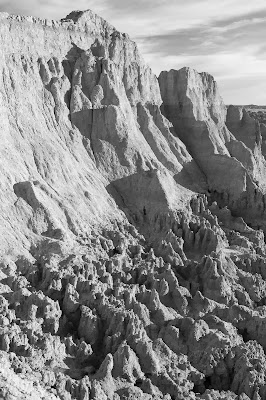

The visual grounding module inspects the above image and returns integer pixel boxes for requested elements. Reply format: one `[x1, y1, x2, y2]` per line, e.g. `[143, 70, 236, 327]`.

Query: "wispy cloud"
[135, 8, 266, 104]
[207, 17, 266, 33]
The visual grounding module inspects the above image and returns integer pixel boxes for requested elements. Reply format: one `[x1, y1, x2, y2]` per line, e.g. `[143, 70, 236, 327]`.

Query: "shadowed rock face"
[159, 68, 266, 229]
[1, 8, 266, 400]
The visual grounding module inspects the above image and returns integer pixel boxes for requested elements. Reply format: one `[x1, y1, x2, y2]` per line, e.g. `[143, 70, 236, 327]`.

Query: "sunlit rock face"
[1, 9, 266, 400]
[0, 10, 202, 258]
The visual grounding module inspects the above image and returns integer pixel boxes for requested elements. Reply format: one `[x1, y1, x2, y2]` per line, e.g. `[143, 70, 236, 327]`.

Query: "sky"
[0, 0, 266, 104]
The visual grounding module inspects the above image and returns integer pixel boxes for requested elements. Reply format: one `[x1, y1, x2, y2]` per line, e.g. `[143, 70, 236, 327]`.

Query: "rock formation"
[0, 8, 266, 400]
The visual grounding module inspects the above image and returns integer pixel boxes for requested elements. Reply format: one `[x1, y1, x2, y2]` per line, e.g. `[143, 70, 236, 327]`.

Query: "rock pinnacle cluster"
[1, 9, 266, 400]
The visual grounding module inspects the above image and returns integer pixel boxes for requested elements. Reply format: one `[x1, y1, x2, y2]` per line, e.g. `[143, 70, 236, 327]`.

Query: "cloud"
[102, 0, 266, 37]
[0, 0, 37, 15]
[138, 9, 266, 55]
[207, 16, 266, 33]
[133, 8, 266, 104]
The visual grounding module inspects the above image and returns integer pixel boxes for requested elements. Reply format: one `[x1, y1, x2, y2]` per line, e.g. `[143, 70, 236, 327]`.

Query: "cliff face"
[1, 9, 266, 400]
[159, 68, 266, 228]
[0, 11, 203, 259]
[0, 11, 122, 256]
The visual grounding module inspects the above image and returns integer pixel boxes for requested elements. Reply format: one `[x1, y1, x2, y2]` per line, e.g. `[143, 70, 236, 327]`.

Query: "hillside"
[1, 9, 266, 400]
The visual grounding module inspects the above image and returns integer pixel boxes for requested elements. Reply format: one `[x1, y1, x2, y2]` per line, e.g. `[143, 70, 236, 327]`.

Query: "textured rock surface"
[159, 68, 266, 230]
[1, 8, 266, 400]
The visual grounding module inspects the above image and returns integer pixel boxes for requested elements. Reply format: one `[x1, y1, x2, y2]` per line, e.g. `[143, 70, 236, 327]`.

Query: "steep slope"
[1, 8, 266, 400]
[0, 11, 124, 258]
[159, 68, 266, 229]
[0, 11, 204, 259]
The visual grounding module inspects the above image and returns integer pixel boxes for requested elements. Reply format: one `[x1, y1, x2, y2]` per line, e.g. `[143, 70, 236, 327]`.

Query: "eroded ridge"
[0, 8, 266, 400]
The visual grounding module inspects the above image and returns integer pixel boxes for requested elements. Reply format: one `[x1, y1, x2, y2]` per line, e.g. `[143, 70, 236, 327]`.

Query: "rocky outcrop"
[159, 68, 266, 230]
[1, 7, 266, 400]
